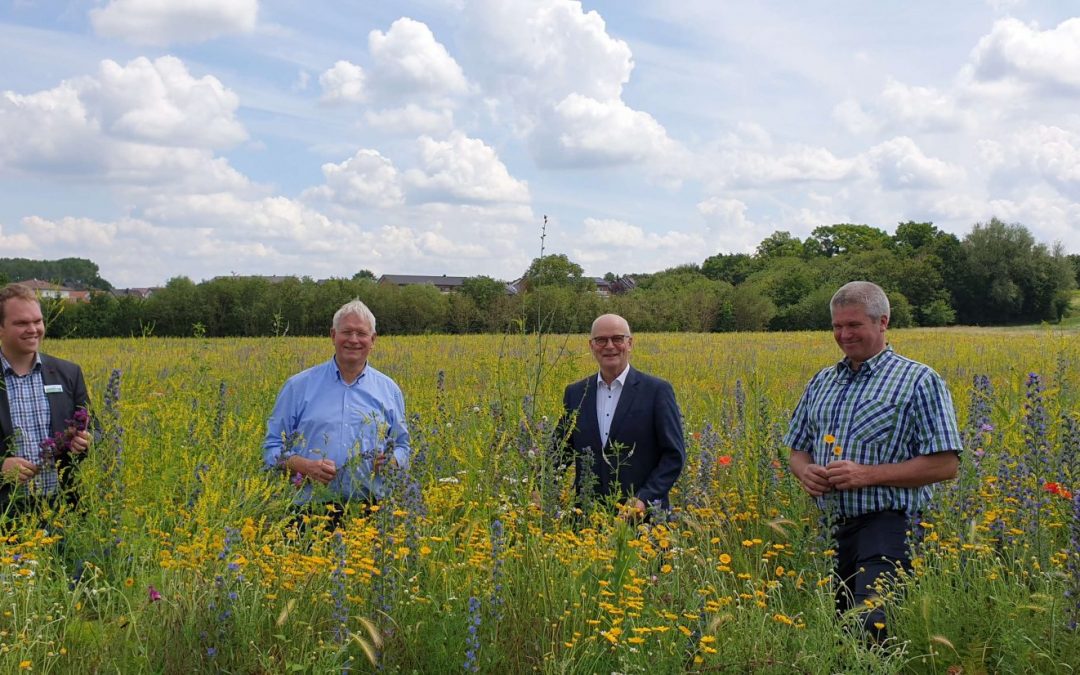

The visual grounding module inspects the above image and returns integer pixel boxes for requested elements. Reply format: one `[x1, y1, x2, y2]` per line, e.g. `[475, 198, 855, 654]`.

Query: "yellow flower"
[832, 445, 843, 456]
[824, 434, 836, 444]
[124, 577, 135, 588]
[718, 553, 732, 565]
[19, 661, 32, 671]
[660, 564, 673, 574]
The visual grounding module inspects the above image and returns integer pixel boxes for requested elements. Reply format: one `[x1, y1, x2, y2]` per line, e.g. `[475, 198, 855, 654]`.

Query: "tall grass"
[0, 328, 1076, 672]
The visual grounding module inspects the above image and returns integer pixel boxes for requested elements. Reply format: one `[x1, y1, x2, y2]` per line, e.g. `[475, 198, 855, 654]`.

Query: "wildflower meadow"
[2, 327, 1079, 673]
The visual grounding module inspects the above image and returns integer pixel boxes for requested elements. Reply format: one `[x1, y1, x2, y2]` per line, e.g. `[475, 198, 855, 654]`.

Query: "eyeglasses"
[590, 334, 630, 347]
[337, 330, 372, 340]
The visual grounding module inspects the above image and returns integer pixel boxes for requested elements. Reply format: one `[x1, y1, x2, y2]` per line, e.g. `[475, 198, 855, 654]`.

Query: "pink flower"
[148, 585, 162, 603]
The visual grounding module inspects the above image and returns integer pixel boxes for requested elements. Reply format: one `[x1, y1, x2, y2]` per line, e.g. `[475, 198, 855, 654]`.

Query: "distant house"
[18, 279, 88, 302]
[113, 287, 159, 300]
[507, 276, 636, 296]
[377, 274, 468, 294]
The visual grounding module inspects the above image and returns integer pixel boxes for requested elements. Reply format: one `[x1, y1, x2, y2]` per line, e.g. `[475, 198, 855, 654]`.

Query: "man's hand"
[824, 460, 870, 491]
[794, 462, 833, 496]
[619, 498, 646, 522]
[69, 429, 90, 454]
[373, 452, 397, 473]
[287, 456, 337, 485]
[2, 457, 39, 484]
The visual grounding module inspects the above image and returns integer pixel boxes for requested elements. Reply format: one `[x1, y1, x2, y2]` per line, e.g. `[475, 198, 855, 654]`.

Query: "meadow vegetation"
[1, 328, 1078, 673]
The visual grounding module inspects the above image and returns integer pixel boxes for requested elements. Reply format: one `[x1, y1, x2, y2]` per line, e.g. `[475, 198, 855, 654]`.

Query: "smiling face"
[0, 297, 45, 362]
[589, 314, 632, 381]
[331, 313, 376, 376]
[832, 304, 887, 368]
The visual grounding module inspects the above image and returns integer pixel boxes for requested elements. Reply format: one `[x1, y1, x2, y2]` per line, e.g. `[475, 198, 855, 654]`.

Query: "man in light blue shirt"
[263, 299, 410, 518]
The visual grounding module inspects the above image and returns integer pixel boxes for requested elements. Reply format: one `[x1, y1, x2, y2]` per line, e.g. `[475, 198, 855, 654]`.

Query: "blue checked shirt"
[263, 358, 410, 503]
[1, 352, 57, 496]
[784, 347, 962, 518]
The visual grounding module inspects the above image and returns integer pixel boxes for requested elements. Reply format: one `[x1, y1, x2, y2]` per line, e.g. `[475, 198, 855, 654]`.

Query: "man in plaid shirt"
[0, 283, 92, 516]
[785, 281, 961, 642]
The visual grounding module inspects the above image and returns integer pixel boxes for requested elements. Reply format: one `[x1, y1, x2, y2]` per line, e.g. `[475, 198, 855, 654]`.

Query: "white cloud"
[90, 0, 258, 46]
[833, 98, 879, 135]
[711, 145, 861, 188]
[368, 18, 468, 100]
[863, 137, 965, 190]
[364, 104, 454, 135]
[302, 149, 404, 209]
[969, 17, 1080, 92]
[579, 217, 702, 250]
[319, 60, 366, 104]
[457, 0, 633, 103]
[0, 223, 34, 253]
[404, 131, 530, 203]
[533, 94, 682, 168]
[878, 78, 966, 131]
[317, 18, 467, 109]
[989, 124, 1080, 199]
[0, 56, 247, 187]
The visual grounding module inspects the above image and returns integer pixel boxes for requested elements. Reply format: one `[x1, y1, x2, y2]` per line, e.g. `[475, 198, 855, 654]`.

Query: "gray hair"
[333, 299, 377, 332]
[830, 281, 890, 321]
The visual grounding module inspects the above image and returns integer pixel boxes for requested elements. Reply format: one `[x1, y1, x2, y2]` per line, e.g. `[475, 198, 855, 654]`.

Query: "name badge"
[44, 384, 64, 394]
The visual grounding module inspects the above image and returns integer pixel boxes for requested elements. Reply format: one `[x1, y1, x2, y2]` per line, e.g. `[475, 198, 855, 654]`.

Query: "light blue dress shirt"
[263, 357, 410, 503]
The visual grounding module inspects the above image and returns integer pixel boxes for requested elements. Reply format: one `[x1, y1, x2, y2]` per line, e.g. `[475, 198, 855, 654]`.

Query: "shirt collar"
[834, 345, 892, 378]
[331, 356, 369, 384]
[596, 363, 631, 388]
[0, 351, 42, 376]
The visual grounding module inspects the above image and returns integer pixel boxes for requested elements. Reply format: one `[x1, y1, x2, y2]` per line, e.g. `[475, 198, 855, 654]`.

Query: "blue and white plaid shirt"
[784, 347, 962, 518]
[1, 352, 57, 496]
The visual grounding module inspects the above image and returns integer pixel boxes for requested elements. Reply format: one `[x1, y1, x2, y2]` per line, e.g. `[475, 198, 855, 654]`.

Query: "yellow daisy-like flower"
[824, 434, 836, 444]
[718, 553, 732, 565]
[124, 577, 135, 588]
[832, 445, 843, 456]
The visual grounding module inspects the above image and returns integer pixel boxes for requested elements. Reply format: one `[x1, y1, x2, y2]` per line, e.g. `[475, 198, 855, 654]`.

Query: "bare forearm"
[826, 452, 959, 491]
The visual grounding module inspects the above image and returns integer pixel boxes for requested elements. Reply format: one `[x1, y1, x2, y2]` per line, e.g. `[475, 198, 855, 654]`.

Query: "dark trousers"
[834, 509, 912, 642]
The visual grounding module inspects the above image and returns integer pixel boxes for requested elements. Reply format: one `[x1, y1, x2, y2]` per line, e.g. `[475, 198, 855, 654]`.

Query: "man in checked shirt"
[0, 283, 92, 517]
[785, 281, 961, 642]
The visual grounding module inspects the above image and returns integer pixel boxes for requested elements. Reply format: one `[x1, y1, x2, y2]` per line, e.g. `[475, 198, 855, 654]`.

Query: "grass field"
[2, 327, 1078, 673]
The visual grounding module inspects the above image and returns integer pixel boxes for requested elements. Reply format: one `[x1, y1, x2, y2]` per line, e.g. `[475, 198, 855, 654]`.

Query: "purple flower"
[148, 585, 162, 603]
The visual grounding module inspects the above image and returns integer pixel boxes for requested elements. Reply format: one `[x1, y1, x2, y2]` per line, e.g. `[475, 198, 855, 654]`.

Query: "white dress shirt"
[596, 364, 630, 448]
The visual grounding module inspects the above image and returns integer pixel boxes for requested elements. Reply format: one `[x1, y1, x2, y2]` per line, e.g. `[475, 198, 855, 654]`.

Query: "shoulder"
[39, 353, 83, 376]
[628, 368, 673, 392]
[282, 358, 333, 388]
[882, 351, 942, 383]
[364, 364, 405, 395]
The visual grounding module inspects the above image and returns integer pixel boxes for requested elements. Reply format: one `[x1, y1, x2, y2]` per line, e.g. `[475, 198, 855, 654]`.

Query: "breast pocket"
[847, 398, 898, 447]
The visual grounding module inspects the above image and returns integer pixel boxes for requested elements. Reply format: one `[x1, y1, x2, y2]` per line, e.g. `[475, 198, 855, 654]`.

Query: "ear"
[880, 314, 889, 331]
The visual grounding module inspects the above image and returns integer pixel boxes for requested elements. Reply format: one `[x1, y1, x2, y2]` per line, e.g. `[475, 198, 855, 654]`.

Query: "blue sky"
[2, 1, 1079, 287]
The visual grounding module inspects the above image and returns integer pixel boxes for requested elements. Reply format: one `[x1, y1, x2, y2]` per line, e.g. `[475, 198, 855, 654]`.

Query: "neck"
[600, 365, 625, 385]
[339, 362, 367, 385]
[0, 349, 36, 376]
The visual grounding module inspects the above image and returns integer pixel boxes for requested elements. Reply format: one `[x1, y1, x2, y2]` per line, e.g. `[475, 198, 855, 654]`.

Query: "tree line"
[8, 218, 1078, 338]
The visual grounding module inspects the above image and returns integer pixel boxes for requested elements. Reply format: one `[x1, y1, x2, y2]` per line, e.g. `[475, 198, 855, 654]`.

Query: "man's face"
[331, 313, 376, 372]
[589, 315, 632, 375]
[832, 304, 887, 366]
[0, 298, 45, 360]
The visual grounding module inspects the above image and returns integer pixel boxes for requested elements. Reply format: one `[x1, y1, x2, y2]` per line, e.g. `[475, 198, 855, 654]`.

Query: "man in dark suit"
[0, 283, 91, 515]
[558, 314, 685, 518]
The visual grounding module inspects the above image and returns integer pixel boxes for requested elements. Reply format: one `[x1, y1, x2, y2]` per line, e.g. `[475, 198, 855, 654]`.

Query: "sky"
[2, 1, 1080, 288]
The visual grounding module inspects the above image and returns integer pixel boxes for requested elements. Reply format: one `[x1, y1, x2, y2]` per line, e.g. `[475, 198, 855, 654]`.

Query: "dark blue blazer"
[0, 353, 90, 509]
[559, 366, 685, 508]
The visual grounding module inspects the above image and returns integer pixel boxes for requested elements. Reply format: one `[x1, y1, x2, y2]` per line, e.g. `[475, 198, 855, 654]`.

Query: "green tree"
[701, 252, 759, 285]
[954, 218, 1076, 324]
[521, 253, 590, 292]
[806, 224, 891, 258]
[755, 231, 805, 259]
[352, 269, 376, 281]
